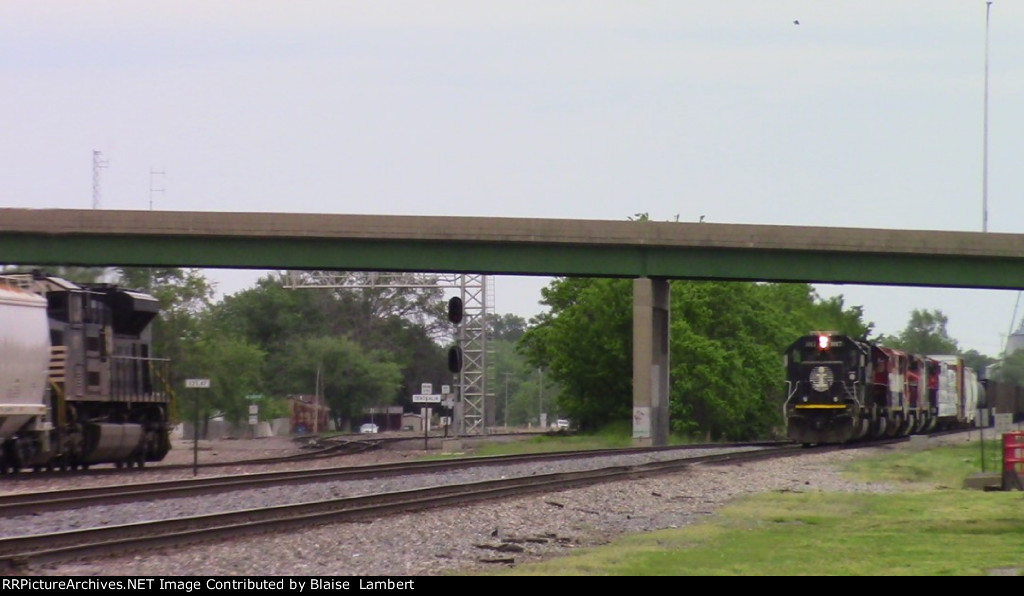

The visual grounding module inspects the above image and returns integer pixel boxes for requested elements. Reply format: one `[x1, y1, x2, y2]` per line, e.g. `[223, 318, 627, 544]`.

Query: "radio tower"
[92, 150, 108, 209]
[149, 168, 166, 210]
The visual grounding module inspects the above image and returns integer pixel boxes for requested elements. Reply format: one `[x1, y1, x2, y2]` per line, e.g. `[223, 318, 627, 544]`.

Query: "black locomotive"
[783, 332, 980, 445]
[0, 271, 172, 473]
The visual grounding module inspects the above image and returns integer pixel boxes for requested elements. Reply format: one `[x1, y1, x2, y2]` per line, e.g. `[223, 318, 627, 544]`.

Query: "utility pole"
[503, 372, 512, 429]
[537, 368, 544, 427]
[982, 1, 992, 233]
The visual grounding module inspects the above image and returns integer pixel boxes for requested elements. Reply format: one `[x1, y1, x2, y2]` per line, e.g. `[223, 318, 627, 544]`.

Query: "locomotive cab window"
[46, 292, 68, 322]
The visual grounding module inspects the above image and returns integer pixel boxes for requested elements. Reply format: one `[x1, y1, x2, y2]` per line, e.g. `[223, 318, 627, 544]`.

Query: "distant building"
[361, 406, 403, 432]
[1006, 322, 1024, 357]
[289, 394, 330, 435]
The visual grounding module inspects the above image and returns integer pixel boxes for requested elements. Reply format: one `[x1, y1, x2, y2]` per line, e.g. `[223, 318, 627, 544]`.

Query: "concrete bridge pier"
[632, 277, 670, 446]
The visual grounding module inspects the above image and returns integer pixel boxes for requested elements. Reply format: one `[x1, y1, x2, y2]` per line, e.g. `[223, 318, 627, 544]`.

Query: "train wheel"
[871, 417, 884, 438]
[883, 414, 900, 438]
[899, 414, 913, 436]
[904, 413, 916, 435]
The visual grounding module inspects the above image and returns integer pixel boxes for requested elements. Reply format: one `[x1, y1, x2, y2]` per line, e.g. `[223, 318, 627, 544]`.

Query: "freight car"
[782, 332, 979, 445]
[0, 271, 172, 473]
[980, 376, 1024, 423]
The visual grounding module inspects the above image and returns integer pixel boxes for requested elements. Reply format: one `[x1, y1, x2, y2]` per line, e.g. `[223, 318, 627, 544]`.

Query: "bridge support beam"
[632, 277, 670, 446]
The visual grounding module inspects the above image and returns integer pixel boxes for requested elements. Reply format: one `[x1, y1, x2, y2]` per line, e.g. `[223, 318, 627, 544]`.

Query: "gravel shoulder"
[11, 431, 989, 577]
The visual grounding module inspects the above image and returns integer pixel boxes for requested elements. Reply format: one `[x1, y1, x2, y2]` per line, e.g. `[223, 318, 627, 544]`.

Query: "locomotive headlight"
[848, 372, 856, 380]
[802, 396, 808, 403]
[818, 334, 830, 350]
[833, 396, 839, 403]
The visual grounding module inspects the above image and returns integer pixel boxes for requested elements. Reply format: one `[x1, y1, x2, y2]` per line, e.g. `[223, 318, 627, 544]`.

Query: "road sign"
[421, 383, 433, 395]
[185, 378, 210, 389]
[441, 385, 451, 395]
[412, 394, 441, 403]
[248, 415, 258, 425]
[249, 405, 259, 415]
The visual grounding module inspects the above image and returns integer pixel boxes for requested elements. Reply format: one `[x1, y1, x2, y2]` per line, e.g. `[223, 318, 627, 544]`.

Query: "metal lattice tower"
[456, 273, 493, 435]
[282, 271, 492, 435]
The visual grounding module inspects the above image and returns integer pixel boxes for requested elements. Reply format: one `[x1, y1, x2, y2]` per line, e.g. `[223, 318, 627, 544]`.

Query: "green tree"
[990, 350, 1024, 386]
[519, 277, 871, 439]
[487, 313, 528, 342]
[206, 274, 326, 347]
[962, 349, 997, 376]
[187, 335, 266, 426]
[518, 277, 634, 430]
[283, 336, 403, 430]
[877, 308, 959, 355]
[490, 337, 544, 427]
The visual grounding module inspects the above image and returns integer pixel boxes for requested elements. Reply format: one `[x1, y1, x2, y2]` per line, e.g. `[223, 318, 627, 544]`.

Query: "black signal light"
[448, 297, 464, 325]
[447, 346, 463, 373]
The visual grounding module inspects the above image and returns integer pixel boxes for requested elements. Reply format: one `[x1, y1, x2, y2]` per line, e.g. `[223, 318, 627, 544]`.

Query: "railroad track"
[0, 443, 807, 572]
[0, 442, 787, 515]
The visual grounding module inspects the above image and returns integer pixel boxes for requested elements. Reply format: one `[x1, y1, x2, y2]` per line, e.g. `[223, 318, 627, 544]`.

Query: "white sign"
[442, 399, 455, 409]
[421, 383, 433, 395]
[441, 385, 451, 395]
[249, 405, 259, 415]
[248, 415, 258, 425]
[412, 394, 442, 403]
[185, 378, 211, 389]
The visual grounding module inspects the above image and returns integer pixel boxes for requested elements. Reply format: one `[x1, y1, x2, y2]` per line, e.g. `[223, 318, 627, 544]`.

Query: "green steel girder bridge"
[3, 208, 1024, 445]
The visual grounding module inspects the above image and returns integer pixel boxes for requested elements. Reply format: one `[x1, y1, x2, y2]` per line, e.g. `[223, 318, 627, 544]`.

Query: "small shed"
[361, 406, 403, 431]
[401, 412, 423, 433]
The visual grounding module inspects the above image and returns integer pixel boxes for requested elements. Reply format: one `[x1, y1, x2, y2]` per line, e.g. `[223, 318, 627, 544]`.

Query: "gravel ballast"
[4, 432, 981, 577]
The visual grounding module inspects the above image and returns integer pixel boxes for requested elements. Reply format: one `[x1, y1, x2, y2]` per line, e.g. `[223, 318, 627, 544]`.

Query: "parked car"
[359, 423, 379, 434]
[556, 419, 570, 430]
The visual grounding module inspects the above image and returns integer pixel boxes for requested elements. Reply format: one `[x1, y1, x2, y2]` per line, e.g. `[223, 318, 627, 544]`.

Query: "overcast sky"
[2, 2, 1022, 356]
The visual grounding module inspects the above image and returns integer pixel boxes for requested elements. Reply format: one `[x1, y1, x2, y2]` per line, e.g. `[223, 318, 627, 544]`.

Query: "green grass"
[465, 438, 1024, 576]
[468, 420, 713, 457]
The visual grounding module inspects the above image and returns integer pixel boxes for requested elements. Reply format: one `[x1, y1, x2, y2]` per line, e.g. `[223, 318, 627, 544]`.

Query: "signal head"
[447, 297, 464, 325]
